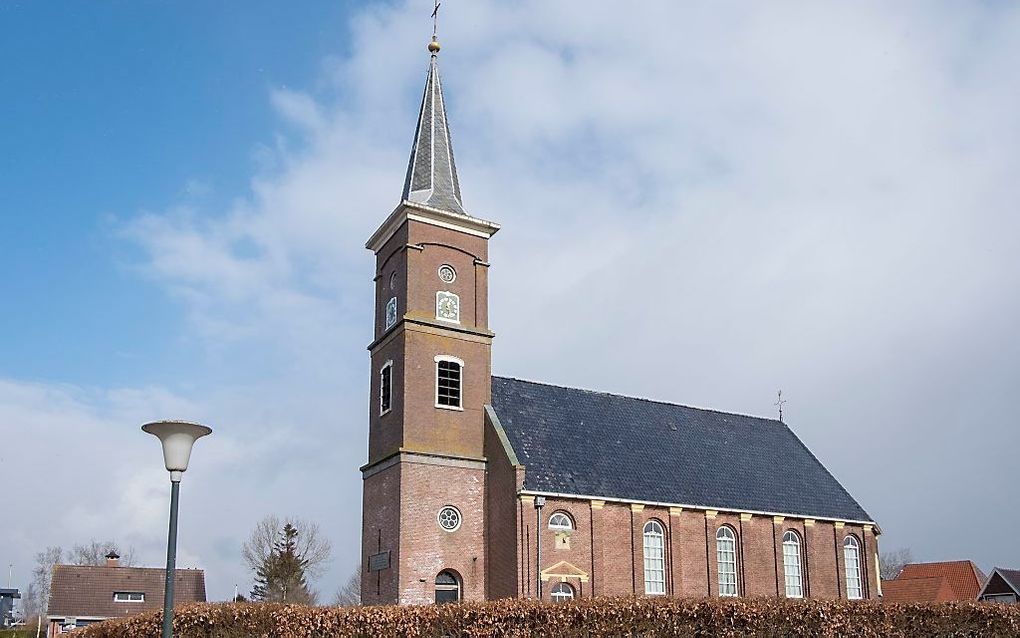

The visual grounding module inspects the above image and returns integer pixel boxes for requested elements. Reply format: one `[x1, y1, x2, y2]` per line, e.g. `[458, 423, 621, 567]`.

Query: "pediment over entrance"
[540, 561, 589, 583]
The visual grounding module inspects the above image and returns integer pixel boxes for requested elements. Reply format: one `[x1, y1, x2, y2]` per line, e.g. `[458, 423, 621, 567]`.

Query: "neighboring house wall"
[512, 494, 880, 601]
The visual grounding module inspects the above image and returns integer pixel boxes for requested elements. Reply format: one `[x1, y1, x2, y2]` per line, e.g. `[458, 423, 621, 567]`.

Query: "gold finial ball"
[428, 38, 441, 53]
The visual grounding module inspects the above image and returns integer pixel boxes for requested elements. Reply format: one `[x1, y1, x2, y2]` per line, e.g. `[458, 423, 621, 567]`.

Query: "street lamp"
[142, 421, 212, 638]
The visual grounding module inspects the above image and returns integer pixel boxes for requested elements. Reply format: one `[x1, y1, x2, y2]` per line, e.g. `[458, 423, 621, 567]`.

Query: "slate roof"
[48, 565, 206, 619]
[979, 568, 1020, 599]
[889, 561, 986, 601]
[1000, 569, 1020, 593]
[401, 48, 466, 216]
[490, 376, 872, 522]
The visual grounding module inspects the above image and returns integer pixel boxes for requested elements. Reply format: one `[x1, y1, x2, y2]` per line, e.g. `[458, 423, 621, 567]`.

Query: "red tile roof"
[48, 565, 206, 619]
[883, 561, 985, 602]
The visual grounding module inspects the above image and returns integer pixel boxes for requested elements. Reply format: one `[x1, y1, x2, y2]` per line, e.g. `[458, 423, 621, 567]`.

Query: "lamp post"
[142, 421, 212, 638]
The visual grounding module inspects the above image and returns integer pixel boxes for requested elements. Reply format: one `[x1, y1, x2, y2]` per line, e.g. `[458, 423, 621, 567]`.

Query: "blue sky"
[3, 0, 1020, 605]
[1, 1, 357, 385]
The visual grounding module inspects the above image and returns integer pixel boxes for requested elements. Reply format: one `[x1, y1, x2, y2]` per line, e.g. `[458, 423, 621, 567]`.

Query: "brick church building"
[360, 36, 881, 606]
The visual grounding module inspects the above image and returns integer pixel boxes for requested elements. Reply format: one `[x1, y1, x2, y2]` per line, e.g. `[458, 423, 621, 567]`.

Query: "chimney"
[105, 551, 120, 568]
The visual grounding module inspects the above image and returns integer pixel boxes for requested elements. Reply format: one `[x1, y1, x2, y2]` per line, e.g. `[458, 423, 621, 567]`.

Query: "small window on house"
[643, 520, 666, 595]
[435, 570, 461, 604]
[844, 535, 863, 599]
[550, 582, 575, 602]
[783, 530, 803, 598]
[113, 592, 145, 603]
[549, 512, 573, 531]
[435, 356, 463, 408]
[379, 361, 393, 415]
[716, 526, 738, 597]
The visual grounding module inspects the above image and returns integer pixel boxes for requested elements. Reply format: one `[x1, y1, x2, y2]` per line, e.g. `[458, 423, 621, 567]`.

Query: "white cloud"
[6, 0, 1020, 600]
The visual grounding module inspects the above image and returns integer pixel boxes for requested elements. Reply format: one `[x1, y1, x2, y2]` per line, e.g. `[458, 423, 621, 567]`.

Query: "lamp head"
[142, 420, 212, 481]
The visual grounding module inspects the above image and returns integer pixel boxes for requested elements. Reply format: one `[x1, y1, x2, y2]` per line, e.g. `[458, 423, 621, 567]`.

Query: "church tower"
[360, 35, 500, 605]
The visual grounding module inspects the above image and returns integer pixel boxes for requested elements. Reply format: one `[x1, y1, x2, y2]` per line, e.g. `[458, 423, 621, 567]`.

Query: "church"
[360, 35, 880, 606]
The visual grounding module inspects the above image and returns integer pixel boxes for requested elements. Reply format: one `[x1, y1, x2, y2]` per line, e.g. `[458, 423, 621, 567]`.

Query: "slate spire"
[401, 36, 466, 216]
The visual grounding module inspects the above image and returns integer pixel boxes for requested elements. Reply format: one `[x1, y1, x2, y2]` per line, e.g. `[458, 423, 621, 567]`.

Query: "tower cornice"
[365, 200, 500, 253]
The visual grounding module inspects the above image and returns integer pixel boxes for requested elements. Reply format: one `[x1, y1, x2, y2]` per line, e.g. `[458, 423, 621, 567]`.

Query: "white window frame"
[550, 581, 575, 603]
[435, 290, 460, 324]
[844, 535, 863, 600]
[782, 530, 803, 598]
[379, 360, 393, 416]
[549, 512, 573, 531]
[643, 520, 666, 595]
[113, 592, 145, 603]
[434, 355, 464, 411]
[716, 526, 738, 597]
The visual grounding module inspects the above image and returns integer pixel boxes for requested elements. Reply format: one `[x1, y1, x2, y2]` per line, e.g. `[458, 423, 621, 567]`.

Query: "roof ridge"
[55, 564, 204, 571]
[492, 375, 783, 424]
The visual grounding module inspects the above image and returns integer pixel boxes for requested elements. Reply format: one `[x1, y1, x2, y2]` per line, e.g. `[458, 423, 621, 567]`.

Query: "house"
[359, 33, 881, 605]
[881, 560, 985, 603]
[977, 568, 1020, 603]
[46, 552, 205, 635]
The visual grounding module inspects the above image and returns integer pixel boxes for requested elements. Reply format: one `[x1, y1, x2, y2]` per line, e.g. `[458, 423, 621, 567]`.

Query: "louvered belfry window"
[436, 359, 462, 408]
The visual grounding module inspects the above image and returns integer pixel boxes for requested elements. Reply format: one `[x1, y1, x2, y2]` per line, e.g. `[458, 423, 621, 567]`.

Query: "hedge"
[76, 597, 1020, 637]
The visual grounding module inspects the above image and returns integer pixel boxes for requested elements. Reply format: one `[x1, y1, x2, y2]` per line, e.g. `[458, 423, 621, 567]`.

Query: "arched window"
[434, 355, 463, 409]
[643, 520, 666, 595]
[549, 512, 573, 531]
[716, 526, 738, 597]
[782, 531, 803, 598]
[843, 536, 863, 599]
[550, 582, 574, 603]
[435, 570, 461, 604]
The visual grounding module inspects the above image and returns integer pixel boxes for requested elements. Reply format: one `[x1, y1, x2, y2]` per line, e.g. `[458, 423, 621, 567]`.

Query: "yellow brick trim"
[863, 524, 873, 533]
[520, 495, 535, 505]
[669, 507, 684, 517]
[834, 521, 845, 530]
[590, 499, 604, 510]
[630, 504, 645, 513]
[705, 510, 718, 520]
[740, 513, 753, 522]
[804, 519, 815, 527]
[772, 516, 785, 525]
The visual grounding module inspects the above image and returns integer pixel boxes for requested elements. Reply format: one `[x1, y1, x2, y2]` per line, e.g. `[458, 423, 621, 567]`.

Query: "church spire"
[401, 35, 466, 216]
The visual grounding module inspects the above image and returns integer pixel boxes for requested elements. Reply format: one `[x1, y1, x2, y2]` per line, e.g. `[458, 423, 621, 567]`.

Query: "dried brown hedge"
[77, 597, 1020, 638]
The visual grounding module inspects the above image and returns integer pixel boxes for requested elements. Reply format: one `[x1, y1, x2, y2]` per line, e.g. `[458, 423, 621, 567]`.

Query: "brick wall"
[516, 495, 880, 603]
[483, 412, 519, 599]
[397, 458, 486, 605]
[360, 463, 400, 605]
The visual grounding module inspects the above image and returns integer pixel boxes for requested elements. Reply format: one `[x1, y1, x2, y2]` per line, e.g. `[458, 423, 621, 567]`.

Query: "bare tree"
[242, 515, 332, 592]
[880, 547, 914, 580]
[28, 547, 62, 618]
[68, 540, 135, 567]
[332, 568, 361, 607]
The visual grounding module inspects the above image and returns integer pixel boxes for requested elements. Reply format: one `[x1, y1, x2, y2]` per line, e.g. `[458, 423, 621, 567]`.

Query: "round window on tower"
[438, 264, 456, 284]
[437, 505, 462, 532]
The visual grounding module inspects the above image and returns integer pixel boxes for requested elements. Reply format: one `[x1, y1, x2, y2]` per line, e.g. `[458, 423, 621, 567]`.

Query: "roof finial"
[429, 1, 441, 53]
[774, 390, 787, 422]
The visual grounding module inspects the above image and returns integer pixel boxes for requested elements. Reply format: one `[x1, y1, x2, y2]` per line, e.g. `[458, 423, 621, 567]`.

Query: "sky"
[2, 0, 1019, 603]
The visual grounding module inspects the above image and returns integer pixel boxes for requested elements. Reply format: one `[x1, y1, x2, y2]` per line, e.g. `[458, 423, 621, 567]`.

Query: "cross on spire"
[432, 1, 441, 39]
[774, 390, 787, 422]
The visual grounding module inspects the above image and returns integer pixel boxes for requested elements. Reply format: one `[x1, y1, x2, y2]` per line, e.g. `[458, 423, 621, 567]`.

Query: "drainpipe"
[535, 496, 546, 600]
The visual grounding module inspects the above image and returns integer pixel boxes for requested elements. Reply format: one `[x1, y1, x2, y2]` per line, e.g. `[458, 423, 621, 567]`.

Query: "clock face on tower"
[385, 297, 397, 329]
[436, 291, 460, 323]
